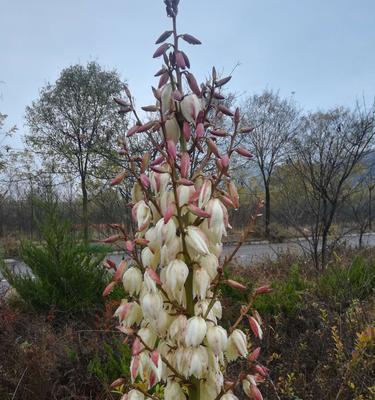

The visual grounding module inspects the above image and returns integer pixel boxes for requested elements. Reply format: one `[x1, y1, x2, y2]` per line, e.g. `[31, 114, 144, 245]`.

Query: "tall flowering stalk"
[104, 1, 270, 399]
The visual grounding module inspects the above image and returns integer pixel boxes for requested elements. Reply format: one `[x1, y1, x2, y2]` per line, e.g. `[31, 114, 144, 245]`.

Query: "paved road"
[2, 232, 375, 296]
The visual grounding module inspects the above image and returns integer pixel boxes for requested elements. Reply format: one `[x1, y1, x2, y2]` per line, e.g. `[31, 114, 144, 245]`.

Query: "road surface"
[1, 232, 375, 295]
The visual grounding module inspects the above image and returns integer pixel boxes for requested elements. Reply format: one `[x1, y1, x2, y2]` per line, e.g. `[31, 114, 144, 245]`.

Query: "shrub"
[0, 208, 110, 312]
[316, 256, 375, 309]
[253, 265, 309, 316]
[88, 338, 131, 385]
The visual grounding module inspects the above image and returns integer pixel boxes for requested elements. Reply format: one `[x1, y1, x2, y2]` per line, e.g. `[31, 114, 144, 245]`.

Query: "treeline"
[1, 62, 375, 269]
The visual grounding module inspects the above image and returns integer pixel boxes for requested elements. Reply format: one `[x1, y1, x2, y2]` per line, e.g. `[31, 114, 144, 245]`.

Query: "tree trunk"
[369, 186, 373, 231]
[265, 183, 271, 238]
[81, 177, 89, 242]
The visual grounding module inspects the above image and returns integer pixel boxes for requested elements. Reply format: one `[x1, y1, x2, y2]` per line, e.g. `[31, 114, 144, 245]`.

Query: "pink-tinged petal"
[235, 147, 253, 158]
[132, 338, 142, 356]
[167, 140, 177, 160]
[188, 204, 211, 218]
[110, 171, 127, 186]
[114, 260, 127, 281]
[151, 155, 164, 166]
[254, 364, 268, 377]
[151, 166, 166, 174]
[248, 347, 261, 362]
[141, 153, 150, 172]
[150, 350, 160, 367]
[180, 152, 191, 178]
[221, 154, 230, 169]
[163, 204, 175, 224]
[181, 33, 202, 45]
[140, 173, 150, 189]
[251, 385, 264, 400]
[215, 76, 232, 87]
[131, 356, 139, 380]
[183, 121, 191, 141]
[248, 316, 263, 339]
[177, 178, 194, 186]
[102, 281, 116, 297]
[146, 268, 161, 285]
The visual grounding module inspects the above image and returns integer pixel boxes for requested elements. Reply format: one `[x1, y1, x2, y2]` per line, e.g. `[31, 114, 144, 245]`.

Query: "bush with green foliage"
[88, 339, 131, 385]
[253, 265, 309, 316]
[316, 256, 375, 308]
[0, 209, 110, 312]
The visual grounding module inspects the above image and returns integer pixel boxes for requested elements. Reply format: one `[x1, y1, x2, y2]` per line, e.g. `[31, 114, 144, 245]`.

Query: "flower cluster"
[104, 1, 270, 399]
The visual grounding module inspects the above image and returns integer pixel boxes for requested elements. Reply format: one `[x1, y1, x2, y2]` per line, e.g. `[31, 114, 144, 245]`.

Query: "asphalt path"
[1, 232, 375, 296]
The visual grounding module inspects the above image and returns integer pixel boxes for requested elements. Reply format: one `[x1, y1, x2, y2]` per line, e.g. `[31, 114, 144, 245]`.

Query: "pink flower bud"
[240, 126, 255, 133]
[180, 152, 190, 178]
[110, 171, 127, 186]
[153, 43, 170, 58]
[217, 104, 233, 116]
[235, 147, 253, 158]
[158, 72, 169, 88]
[186, 72, 201, 97]
[155, 30, 173, 44]
[248, 347, 261, 362]
[227, 181, 239, 209]
[175, 51, 186, 68]
[207, 138, 220, 157]
[255, 285, 272, 294]
[102, 281, 116, 297]
[210, 129, 227, 137]
[221, 154, 230, 169]
[215, 76, 232, 87]
[102, 234, 122, 244]
[225, 279, 247, 290]
[195, 122, 204, 138]
[234, 107, 240, 125]
[125, 240, 135, 252]
[181, 33, 202, 45]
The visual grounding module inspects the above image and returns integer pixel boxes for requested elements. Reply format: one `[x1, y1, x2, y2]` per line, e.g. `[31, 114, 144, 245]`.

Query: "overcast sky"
[1, 0, 374, 148]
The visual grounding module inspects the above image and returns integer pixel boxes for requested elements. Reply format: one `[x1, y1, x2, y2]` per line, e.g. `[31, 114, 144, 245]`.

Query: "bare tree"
[242, 90, 299, 237]
[281, 106, 375, 269]
[25, 62, 127, 240]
